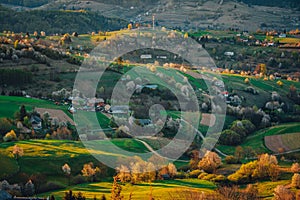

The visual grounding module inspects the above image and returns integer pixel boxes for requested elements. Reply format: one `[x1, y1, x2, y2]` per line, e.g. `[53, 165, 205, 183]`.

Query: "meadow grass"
[40, 179, 216, 200]
[0, 95, 68, 118]
[0, 139, 149, 179]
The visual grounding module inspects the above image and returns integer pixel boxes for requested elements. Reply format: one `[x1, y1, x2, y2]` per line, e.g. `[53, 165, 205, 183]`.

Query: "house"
[144, 84, 158, 90]
[224, 52, 234, 56]
[221, 91, 229, 98]
[110, 105, 130, 114]
[279, 33, 287, 38]
[138, 119, 152, 126]
[79, 134, 88, 141]
[29, 115, 42, 130]
[140, 54, 152, 59]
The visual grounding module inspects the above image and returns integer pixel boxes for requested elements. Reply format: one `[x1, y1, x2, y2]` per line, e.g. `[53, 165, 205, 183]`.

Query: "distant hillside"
[239, 0, 300, 10]
[1, 0, 299, 9]
[0, 6, 127, 34]
[0, 0, 299, 31]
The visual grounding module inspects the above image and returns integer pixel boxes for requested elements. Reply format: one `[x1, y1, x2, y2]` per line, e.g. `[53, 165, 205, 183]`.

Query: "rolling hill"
[1, 0, 299, 32]
[0, 5, 127, 34]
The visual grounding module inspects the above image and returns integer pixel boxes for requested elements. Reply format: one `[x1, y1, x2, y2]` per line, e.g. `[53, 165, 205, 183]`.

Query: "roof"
[138, 119, 152, 125]
[29, 115, 42, 124]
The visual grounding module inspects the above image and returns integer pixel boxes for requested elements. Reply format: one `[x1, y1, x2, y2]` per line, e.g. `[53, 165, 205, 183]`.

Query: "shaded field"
[265, 132, 300, 153]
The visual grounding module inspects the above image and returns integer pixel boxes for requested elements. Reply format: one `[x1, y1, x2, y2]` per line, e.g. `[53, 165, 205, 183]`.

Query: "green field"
[0, 95, 69, 118]
[0, 139, 150, 180]
[217, 123, 300, 155]
[40, 179, 216, 200]
[220, 73, 300, 108]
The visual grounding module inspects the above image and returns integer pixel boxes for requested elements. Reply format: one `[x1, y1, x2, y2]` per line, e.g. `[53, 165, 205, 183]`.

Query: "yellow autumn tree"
[277, 80, 284, 87]
[244, 78, 250, 84]
[128, 23, 133, 30]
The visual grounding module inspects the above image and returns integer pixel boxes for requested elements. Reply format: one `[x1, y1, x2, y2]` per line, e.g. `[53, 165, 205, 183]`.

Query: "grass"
[0, 95, 69, 118]
[256, 180, 291, 199]
[0, 139, 149, 179]
[40, 179, 216, 199]
[217, 123, 300, 155]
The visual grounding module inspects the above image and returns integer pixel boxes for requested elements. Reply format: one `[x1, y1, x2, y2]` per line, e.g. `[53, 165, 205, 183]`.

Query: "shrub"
[225, 156, 239, 164]
[292, 173, 300, 188]
[174, 171, 186, 179]
[291, 163, 300, 173]
[3, 130, 17, 142]
[38, 181, 65, 193]
[198, 151, 222, 173]
[188, 170, 202, 178]
[219, 129, 241, 146]
[198, 172, 209, 179]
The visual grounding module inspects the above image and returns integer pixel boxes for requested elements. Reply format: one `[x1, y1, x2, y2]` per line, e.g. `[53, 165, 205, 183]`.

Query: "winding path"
[135, 138, 189, 163]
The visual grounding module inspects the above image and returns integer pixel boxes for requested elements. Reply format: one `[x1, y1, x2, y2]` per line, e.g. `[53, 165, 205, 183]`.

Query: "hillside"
[0, 5, 127, 34]
[1, 0, 299, 31]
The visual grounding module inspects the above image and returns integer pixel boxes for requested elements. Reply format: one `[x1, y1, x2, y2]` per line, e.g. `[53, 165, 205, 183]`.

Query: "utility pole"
[152, 14, 155, 30]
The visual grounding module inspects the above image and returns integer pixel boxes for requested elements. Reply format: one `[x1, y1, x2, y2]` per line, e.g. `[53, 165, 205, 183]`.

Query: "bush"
[3, 130, 17, 142]
[188, 170, 202, 178]
[198, 173, 226, 182]
[212, 175, 226, 182]
[219, 129, 241, 146]
[174, 171, 187, 179]
[198, 172, 208, 179]
[225, 156, 239, 164]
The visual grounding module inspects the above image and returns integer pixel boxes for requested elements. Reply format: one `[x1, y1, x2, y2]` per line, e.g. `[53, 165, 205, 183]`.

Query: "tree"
[3, 130, 17, 142]
[0, 118, 12, 135]
[189, 150, 201, 170]
[219, 129, 241, 146]
[234, 146, 244, 162]
[228, 154, 279, 183]
[20, 105, 27, 121]
[81, 162, 100, 182]
[23, 180, 35, 196]
[167, 163, 177, 178]
[291, 163, 300, 173]
[127, 23, 132, 30]
[260, 63, 267, 75]
[244, 78, 250, 84]
[256, 153, 278, 179]
[273, 185, 295, 200]
[116, 165, 131, 183]
[292, 173, 300, 188]
[111, 176, 123, 200]
[12, 144, 24, 161]
[62, 163, 71, 185]
[277, 80, 283, 87]
[198, 151, 222, 173]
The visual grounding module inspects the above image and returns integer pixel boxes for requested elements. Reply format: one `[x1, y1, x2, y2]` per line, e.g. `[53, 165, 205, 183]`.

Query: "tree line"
[0, 69, 32, 86]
